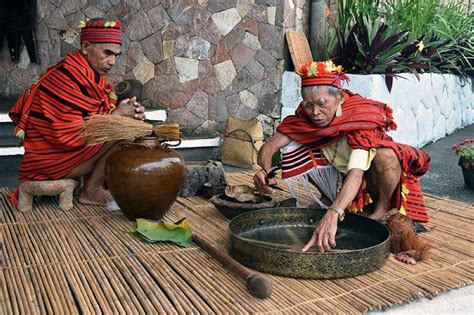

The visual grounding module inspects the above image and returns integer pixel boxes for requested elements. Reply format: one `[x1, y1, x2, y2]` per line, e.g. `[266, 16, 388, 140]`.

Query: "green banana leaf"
[134, 218, 192, 247]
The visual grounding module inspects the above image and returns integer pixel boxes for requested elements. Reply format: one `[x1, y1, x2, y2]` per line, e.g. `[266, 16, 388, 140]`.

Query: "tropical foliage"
[325, 0, 474, 91]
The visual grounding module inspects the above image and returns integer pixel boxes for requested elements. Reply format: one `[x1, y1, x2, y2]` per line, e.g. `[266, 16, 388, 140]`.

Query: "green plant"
[452, 139, 474, 161]
[328, 14, 415, 91]
[325, 0, 381, 61]
[382, 0, 474, 77]
[325, 0, 474, 85]
[429, 2, 474, 76]
[382, 0, 440, 40]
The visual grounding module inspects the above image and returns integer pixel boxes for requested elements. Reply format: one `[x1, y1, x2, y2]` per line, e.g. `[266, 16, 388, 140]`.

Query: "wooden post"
[309, 0, 326, 60]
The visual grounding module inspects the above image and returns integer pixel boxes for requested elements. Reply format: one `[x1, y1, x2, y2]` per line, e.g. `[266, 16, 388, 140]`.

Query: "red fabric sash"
[9, 51, 117, 182]
[277, 90, 397, 146]
[277, 91, 430, 222]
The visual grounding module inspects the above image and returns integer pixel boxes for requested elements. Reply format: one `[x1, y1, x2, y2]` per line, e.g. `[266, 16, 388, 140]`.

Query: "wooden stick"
[191, 234, 273, 299]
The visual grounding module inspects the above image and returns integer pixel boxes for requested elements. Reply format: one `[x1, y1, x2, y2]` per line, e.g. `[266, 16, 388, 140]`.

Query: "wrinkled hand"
[302, 210, 338, 253]
[253, 169, 274, 195]
[113, 96, 146, 120]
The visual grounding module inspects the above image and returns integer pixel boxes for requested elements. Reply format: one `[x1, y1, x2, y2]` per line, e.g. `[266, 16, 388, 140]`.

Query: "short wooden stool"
[17, 179, 77, 212]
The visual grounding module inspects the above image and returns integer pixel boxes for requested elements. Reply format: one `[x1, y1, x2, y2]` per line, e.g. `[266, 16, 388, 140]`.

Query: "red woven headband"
[80, 20, 122, 45]
[298, 61, 349, 88]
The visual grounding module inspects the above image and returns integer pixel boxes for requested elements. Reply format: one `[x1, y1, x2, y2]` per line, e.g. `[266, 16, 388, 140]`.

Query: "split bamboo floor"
[1, 172, 473, 314]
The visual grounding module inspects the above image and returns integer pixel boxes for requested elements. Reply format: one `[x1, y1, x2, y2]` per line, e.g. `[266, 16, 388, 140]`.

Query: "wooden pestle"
[191, 234, 273, 299]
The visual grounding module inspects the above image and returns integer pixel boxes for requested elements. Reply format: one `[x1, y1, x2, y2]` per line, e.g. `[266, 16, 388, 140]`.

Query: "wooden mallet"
[191, 234, 273, 299]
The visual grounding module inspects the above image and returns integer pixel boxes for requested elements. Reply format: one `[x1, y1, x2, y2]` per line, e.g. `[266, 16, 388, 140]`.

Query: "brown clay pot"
[115, 79, 143, 102]
[106, 137, 186, 220]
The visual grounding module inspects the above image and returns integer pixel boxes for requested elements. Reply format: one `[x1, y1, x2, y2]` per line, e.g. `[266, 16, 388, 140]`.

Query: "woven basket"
[221, 117, 264, 169]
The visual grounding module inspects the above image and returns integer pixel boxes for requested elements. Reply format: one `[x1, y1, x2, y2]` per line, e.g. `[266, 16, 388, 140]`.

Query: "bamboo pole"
[121, 256, 174, 313]
[3, 225, 35, 314]
[0, 265, 14, 315]
[66, 219, 131, 313]
[141, 253, 212, 313]
[22, 222, 67, 313]
[37, 210, 102, 314]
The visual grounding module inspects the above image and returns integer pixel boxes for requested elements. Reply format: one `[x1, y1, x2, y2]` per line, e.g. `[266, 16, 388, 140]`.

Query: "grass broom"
[82, 115, 180, 145]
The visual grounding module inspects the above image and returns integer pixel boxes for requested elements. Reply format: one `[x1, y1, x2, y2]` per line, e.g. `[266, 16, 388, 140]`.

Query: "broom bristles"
[82, 115, 180, 145]
[154, 122, 180, 140]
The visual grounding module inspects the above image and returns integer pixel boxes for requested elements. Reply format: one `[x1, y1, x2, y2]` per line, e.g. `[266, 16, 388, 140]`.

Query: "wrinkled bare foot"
[78, 188, 114, 206]
[396, 251, 417, 265]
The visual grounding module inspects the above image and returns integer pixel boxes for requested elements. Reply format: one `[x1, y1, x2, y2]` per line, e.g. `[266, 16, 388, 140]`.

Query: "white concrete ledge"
[0, 138, 221, 156]
[0, 109, 168, 123]
[0, 147, 24, 156]
[145, 110, 167, 121]
[0, 114, 12, 123]
[166, 137, 221, 149]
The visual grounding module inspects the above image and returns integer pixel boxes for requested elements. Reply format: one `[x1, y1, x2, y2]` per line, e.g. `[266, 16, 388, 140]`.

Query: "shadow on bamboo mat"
[1, 180, 473, 314]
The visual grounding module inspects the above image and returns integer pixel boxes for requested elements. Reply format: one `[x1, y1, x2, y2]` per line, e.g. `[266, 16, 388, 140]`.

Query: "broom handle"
[191, 234, 250, 279]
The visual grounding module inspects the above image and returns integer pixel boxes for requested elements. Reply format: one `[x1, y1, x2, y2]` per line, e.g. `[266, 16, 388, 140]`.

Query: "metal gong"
[229, 207, 390, 279]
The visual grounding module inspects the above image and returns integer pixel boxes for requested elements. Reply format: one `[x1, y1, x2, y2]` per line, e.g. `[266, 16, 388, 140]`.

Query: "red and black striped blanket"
[277, 90, 431, 222]
[9, 51, 117, 181]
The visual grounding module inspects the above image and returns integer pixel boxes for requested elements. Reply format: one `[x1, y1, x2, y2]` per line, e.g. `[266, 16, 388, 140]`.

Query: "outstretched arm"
[253, 132, 291, 194]
[302, 168, 364, 252]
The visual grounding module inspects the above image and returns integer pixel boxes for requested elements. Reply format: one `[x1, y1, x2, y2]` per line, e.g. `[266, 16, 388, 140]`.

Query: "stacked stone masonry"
[0, 0, 307, 137]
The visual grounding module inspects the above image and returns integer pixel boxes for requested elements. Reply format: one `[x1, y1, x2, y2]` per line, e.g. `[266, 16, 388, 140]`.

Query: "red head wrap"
[297, 60, 349, 88]
[80, 19, 122, 45]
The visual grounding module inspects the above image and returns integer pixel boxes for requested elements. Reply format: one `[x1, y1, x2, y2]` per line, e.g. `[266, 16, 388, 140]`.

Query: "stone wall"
[0, 0, 307, 136]
[281, 72, 473, 148]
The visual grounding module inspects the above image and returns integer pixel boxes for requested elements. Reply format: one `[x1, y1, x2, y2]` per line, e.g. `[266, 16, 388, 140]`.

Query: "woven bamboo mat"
[1, 172, 473, 314]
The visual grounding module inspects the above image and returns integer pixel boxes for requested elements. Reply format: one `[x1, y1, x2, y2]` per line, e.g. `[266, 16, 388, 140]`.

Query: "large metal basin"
[229, 207, 390, 279]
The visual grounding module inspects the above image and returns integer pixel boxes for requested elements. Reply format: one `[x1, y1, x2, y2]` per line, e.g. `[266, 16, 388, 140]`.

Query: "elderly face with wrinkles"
[301, 86, 345, 127]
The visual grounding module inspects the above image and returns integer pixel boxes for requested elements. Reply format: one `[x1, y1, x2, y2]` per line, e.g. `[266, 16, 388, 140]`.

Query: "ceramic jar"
[106, 137, 186, 220]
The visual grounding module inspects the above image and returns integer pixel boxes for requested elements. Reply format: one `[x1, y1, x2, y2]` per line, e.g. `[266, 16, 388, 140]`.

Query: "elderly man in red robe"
[9, 18, 145, 206]
[254, 61, 431, 253]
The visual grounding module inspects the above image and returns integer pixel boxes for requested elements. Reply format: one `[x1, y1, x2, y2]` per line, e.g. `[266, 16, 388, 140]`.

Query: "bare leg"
[365, 148, 401, 220]
[65, 142, 119, 205]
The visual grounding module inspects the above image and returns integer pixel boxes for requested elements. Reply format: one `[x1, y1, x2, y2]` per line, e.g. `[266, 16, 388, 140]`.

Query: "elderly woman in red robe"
[9, 18, 146, 206]
[254, 61, 431, 253]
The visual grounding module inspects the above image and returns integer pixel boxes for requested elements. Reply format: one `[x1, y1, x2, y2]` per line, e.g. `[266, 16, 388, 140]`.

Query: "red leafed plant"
[452, 138, 474, 161]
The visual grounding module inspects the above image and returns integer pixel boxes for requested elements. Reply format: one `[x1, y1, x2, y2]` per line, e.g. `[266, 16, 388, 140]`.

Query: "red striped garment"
[281, 143, 328, 179]
[9, 51, 117, 182]
[277, 90, 431, 222]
